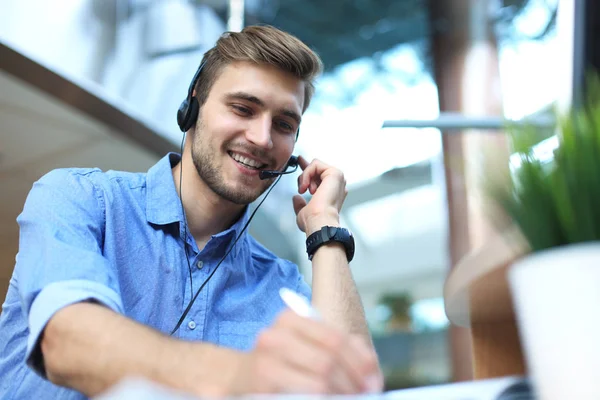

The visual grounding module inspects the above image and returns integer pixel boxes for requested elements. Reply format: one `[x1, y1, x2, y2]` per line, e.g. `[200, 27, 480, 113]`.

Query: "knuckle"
[350, 337, 379, 373]
[314, 354, 336, 376]
[323, 330, 345, 353]
[363, 350, 379, 372]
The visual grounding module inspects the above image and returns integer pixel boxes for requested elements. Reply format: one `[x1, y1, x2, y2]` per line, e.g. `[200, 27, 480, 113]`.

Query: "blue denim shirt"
[0, 153, 311, 399]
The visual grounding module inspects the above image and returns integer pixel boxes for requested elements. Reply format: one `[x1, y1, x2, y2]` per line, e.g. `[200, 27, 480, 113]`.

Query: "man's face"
[191, 61, 304, 205]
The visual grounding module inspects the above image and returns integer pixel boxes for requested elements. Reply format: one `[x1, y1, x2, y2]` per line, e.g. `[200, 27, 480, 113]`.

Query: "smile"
[228, 151, 267, 170]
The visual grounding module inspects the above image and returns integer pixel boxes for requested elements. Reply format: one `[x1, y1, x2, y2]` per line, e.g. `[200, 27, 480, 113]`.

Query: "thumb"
[292, 194, 307, 216]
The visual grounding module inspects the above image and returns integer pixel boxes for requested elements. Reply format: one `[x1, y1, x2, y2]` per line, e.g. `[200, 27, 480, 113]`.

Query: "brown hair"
[194, 25, 323, 112]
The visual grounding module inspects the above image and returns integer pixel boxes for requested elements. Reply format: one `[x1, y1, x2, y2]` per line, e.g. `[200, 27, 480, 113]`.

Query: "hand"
[229, 310, 383, 395]
[293, 156, 348, 235]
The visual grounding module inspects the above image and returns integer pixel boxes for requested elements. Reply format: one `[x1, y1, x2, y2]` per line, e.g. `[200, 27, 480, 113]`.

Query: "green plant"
[379, 293, 412, 320]
[487, 76, 600, 251]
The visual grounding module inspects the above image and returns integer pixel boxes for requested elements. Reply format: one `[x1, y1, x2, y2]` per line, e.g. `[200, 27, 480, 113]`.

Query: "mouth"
[228, 151, 268, 171]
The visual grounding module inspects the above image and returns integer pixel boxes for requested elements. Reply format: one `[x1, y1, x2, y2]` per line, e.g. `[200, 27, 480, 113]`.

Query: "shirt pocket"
[218, 320, 265, 352]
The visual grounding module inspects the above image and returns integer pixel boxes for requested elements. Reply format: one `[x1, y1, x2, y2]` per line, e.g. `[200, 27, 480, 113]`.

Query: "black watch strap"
[306, 226, 355, 262]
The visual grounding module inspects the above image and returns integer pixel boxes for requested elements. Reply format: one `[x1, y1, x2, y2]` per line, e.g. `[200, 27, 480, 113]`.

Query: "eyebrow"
[224, 91, 302, 125]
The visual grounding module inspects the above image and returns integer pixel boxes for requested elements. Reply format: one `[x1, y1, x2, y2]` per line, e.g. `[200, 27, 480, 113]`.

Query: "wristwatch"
[306, 226, 355, 262]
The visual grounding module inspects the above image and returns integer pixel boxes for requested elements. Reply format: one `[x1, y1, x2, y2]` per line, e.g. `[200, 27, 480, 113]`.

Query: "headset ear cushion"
[177, 99, 190, 132]
[185, 97, 200, 132]
[177, 97, 200, 132]
[185, 97, 200, 131]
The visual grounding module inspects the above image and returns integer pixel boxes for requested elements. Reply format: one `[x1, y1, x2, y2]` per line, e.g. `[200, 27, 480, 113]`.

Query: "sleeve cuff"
[26, 280, 123, 377]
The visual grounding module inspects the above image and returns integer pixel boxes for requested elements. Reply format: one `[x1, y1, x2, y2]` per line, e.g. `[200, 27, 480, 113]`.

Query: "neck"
[172, 151, 245, 249]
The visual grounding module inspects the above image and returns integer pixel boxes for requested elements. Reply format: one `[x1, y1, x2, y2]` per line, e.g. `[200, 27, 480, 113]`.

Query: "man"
[0, 25, 382, 398]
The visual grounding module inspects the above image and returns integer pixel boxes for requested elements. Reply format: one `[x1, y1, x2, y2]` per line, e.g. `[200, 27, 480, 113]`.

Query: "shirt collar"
[146, 152, 251, 257]
[211, 206, 251, 259]
[146, 152, 183, 226]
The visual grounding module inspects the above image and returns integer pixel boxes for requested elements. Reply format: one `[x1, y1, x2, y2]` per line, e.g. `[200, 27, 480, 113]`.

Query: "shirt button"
[188, 320, 196, 330]
[196, 260, 204, 270]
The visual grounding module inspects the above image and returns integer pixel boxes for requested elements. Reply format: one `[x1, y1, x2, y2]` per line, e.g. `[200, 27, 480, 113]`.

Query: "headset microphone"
[259, 156, 299, 180]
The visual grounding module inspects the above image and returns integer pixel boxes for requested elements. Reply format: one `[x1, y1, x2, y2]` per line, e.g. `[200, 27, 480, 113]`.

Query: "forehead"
[209, 61, 305, 114]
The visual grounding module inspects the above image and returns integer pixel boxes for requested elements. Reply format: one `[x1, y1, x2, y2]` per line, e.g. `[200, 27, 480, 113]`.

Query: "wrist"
[224, 352, 250, 397]
[305, 210, 340, 236]
[181, 343, 242, 398]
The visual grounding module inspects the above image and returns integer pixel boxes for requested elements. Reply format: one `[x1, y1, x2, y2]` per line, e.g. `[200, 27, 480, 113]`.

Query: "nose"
[245, 117, 273, 149]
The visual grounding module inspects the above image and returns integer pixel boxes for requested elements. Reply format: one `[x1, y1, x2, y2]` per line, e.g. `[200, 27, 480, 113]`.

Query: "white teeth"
[230, 152, 263, 168]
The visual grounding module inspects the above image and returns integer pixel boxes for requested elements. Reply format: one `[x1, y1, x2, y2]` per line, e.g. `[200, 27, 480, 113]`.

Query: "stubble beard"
[190, 126, 273, 205]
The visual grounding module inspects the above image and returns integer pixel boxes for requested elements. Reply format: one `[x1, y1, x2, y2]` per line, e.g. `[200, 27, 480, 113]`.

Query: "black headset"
[177, 62, 205, 133]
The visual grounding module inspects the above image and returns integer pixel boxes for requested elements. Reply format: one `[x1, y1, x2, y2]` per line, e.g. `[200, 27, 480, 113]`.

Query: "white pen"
[279, 287, 322, 320]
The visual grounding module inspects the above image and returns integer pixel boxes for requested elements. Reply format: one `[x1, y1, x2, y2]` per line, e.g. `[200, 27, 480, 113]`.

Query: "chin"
[215, 179, 268, 205]
[194, 154, 270, 205]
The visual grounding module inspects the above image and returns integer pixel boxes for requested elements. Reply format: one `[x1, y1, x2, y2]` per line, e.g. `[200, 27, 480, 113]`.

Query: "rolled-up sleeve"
[14, 169, 123, 377]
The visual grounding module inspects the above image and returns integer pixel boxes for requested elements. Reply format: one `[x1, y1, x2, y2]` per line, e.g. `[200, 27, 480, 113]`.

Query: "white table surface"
[94, 375, 527, 400]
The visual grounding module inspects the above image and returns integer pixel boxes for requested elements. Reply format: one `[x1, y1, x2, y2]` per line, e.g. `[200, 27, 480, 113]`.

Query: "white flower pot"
[508, 242, 600, 400]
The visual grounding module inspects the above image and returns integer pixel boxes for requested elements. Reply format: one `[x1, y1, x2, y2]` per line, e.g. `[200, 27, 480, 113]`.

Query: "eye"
[231, 104, 252, 116]
[276, 120, 295, 134]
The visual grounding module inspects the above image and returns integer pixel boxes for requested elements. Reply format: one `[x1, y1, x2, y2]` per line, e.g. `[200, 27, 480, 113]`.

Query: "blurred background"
[0, 0, 575, 391]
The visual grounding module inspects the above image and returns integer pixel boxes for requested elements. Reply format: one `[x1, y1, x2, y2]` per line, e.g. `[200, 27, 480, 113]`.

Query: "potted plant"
[379, 292, 413, 332]
[485, 78, 600, 400]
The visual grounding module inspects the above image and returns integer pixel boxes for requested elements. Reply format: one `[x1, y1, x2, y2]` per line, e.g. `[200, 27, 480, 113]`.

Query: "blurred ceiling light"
[228, 0, 245, 32]
[145, 0, 202, 58]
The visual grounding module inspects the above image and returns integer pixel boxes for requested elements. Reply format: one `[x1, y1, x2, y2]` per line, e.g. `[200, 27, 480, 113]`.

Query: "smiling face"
[190, 61, 305, 205]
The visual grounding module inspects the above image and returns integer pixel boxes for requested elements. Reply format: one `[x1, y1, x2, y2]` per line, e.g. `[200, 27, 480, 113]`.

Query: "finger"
[292, 195, 307, 217]
[297, 155, 310, 170]
[268, 328, 343, 391]
[329, 362, 363, 394]
[303, 158, 332, 179]
[318, 335, 375, 394]
[339, 336, 383, 393]
[277, 312, 355, 364]
[297, 171, 315, 195]
[287, 317, 379, 394]
[275, 312, 380, 393]
[309, 172, 324, 195]
[298, 170, 312, 193]
[268, 315, 362, 394]
[298, 159, 329, 192]
[257, 354, 329, 394]
[296, 174, 305, 194]
[297, 170, 311, 194]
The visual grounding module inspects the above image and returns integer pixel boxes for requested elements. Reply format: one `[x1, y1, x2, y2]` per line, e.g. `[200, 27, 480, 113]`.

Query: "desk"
[96, 376, 531, 400]
[444, 227, 530, 379]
